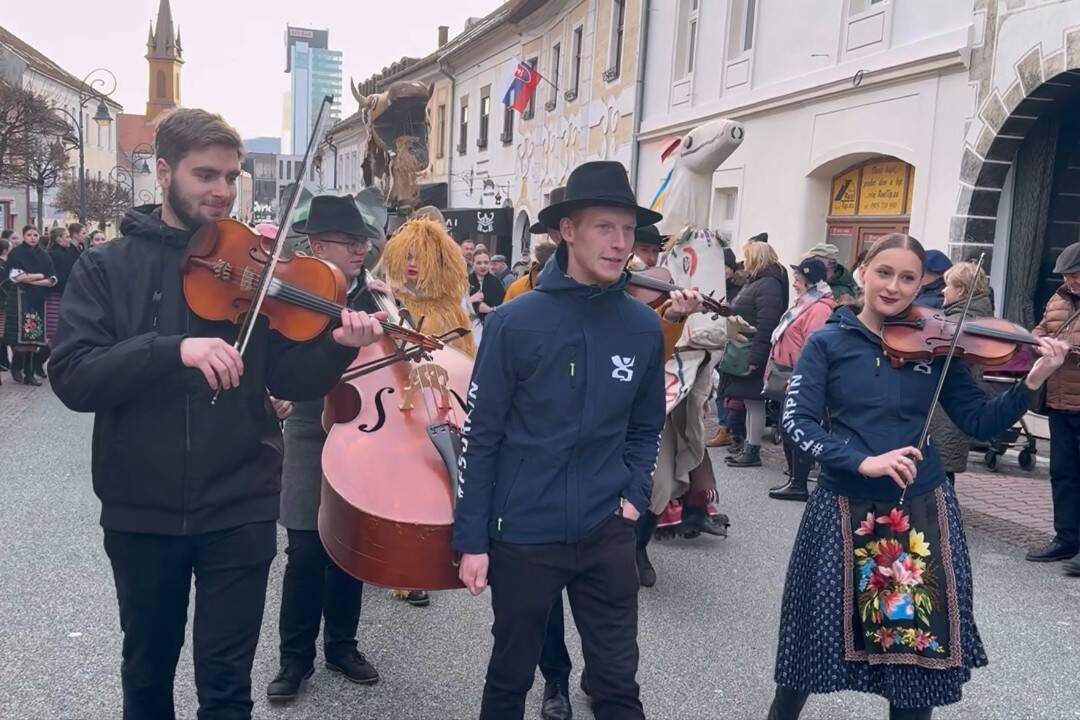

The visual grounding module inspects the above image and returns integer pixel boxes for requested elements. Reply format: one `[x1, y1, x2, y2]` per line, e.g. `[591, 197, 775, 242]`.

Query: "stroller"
[972, 346, 1041, 471]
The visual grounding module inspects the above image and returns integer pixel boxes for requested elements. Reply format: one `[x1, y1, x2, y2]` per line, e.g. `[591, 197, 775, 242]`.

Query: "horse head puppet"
[652, 118, 744, 236]
[648, 118, 744, 411]
[351, 78, 433, 211]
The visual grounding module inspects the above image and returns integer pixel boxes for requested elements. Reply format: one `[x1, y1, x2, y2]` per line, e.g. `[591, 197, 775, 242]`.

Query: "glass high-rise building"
[285, 26, 342, 154]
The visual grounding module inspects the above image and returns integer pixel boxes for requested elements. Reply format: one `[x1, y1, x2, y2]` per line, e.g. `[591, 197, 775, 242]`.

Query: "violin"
[183, 219, 440, 351]
[627, 266, 730, 317]
[880, 305, 1060, 368]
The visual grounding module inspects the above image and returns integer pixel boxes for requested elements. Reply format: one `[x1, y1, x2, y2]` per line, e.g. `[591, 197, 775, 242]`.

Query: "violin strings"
[205, 264, 429, 346]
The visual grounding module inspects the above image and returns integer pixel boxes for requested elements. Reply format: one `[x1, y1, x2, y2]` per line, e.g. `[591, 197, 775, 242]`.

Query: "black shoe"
[725, 438, 745, 458]
[405, 589, 430, 607]
[23, 374, 41, 386]
[680, 505, 729, 537]
[10, 363, 24, 384]
[541, 681, 573, 720]
[1064, 556, 1080, 577]
[769, 479, 809, 502]
[726, 443, 761, 467]
[1025, 540, 1078, 563]
[266, 664, 314, 701]
[326, 650, 379, 685]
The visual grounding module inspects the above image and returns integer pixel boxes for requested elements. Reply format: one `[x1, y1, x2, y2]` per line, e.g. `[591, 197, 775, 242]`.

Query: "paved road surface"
[1, 384, 1078, 719]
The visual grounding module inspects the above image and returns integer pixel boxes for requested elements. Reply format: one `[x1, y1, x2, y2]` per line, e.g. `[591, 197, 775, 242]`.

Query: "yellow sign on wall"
[830, 170, 859, 216]
[858, 161, 909, 216]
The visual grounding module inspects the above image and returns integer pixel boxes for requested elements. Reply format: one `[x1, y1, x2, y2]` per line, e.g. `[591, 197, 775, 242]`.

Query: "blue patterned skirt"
[773, 482, 986, 708]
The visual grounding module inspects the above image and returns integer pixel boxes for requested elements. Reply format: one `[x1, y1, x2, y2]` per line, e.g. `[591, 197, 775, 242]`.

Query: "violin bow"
[900, 252, 985, 505]
[235, 96, 334, 360]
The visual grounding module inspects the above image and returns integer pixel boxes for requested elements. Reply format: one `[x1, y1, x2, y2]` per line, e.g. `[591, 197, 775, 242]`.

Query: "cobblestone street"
[2, 384, 1078, 719]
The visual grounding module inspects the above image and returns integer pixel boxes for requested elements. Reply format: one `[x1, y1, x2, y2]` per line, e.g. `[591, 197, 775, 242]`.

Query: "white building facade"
[440, 0, 646, 263]
[0, 28, 123, 230]
[635, 0, 975, 277]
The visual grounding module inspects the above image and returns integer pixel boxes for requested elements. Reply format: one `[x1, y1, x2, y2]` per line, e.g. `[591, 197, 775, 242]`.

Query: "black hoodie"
[50, 206, 357, 535]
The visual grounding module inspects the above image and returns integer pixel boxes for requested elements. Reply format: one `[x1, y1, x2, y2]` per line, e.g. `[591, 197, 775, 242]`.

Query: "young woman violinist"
[768, 234, 1069, 720]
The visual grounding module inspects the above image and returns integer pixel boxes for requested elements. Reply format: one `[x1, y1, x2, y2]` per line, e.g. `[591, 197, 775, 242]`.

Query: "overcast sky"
[4, 0, 502, 139]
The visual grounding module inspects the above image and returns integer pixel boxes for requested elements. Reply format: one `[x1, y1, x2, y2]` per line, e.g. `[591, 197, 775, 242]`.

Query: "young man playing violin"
[50, 109, 385, 720]
[268, 194, 385, 701]
[454, 161, 700, 720]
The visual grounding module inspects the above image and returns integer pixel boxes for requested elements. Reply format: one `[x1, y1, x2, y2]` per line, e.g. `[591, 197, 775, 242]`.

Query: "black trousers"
[103, 521, 276, 720]
[1048, 410, 1080, 547]
[481, 516, 643, 720]
[278, 528, 364, 667]
[539, 593, 572, 685]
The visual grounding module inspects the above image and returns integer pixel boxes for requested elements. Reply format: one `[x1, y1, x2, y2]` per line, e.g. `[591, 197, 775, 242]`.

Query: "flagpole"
[520, 60, 558, 92]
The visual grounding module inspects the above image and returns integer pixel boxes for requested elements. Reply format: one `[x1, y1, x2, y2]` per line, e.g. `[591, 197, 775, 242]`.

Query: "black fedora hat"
[530, 186, 567, 234]
[537, 161, 662, 230]
[634, 224, 664, 248]
[292, 195, 381, 238]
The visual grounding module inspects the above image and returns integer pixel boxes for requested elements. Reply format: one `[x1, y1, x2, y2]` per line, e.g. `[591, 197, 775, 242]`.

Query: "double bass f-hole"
[357, 387, 394, 433]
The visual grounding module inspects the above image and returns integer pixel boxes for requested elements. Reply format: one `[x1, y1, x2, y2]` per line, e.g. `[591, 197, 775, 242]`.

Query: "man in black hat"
[632, 225, 664, 269]
[455, 161, 699, 720]
[267, 194, 386, 701]
[1029, 241, 1080, 573]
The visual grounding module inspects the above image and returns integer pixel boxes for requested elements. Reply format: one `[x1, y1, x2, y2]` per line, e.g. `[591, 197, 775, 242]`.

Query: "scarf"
[771, 281, 833, 345]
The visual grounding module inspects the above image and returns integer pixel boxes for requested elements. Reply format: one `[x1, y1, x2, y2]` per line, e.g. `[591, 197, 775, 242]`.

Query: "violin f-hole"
[357, 387, 394, 433]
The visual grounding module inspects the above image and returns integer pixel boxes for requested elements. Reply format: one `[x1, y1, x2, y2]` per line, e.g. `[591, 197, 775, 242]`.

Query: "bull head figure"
[351, 77, 433, 211]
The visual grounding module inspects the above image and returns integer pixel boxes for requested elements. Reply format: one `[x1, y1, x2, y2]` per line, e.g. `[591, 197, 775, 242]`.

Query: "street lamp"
[110, 142, 157, 214]
[52, 68, 117, 224]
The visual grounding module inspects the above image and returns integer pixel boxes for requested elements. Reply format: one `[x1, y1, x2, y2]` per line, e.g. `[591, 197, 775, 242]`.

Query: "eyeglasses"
[320, 237, 372, 253]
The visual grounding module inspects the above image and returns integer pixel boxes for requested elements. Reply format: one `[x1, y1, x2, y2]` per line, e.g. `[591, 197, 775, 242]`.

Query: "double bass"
[319, 290, 473, 590]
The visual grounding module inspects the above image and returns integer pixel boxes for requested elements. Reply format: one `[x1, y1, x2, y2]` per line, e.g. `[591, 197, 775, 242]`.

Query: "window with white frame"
[849, 0, 886, 14]
[549, 43, 561, 107]
[728, 0, 757, 59]
[459, 95, 469, 153]
[524, 58, 538, 117]
[674, 0, 700, 80]
[606, 0, 626, 81]
[713, 188, 739, 246]
[478, 86, 491, 150]
[568, 26, 583, 100]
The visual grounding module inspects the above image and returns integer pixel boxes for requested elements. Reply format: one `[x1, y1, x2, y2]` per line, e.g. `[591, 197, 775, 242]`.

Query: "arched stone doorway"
[513, 209, 531, 264]
[955, 70, 1080, 326]
[951, 7, 1080, 325]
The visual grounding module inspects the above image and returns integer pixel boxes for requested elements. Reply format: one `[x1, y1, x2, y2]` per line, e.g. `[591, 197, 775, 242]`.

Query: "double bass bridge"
[399, 363, 452, 412]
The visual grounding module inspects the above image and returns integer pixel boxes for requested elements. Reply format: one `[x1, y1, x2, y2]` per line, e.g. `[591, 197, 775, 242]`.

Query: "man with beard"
[50, 109, 386, 720]
[267, 195, 387, 701]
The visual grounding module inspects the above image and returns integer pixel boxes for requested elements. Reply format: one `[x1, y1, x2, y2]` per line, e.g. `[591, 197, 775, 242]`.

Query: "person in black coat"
[468, 248, 506, 327]
[721, 241, 788, 468]
[49, 109, 387, 720]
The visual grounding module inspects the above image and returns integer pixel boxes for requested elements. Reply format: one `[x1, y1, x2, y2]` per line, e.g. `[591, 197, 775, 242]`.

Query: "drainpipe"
[439, 60, 456, 209]
[628, 0, 650, 190]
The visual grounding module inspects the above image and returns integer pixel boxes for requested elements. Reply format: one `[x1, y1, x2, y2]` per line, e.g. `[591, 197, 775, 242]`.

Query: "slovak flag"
[503, 62, 541, 113]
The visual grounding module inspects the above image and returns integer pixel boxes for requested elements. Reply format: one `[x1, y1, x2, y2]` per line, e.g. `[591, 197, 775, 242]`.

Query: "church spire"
[145, 0, 183, 121]
[148, 0, 181, 62]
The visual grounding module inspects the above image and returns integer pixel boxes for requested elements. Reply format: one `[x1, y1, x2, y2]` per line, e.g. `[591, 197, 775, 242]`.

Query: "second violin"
[880, 305, 1073, 368]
